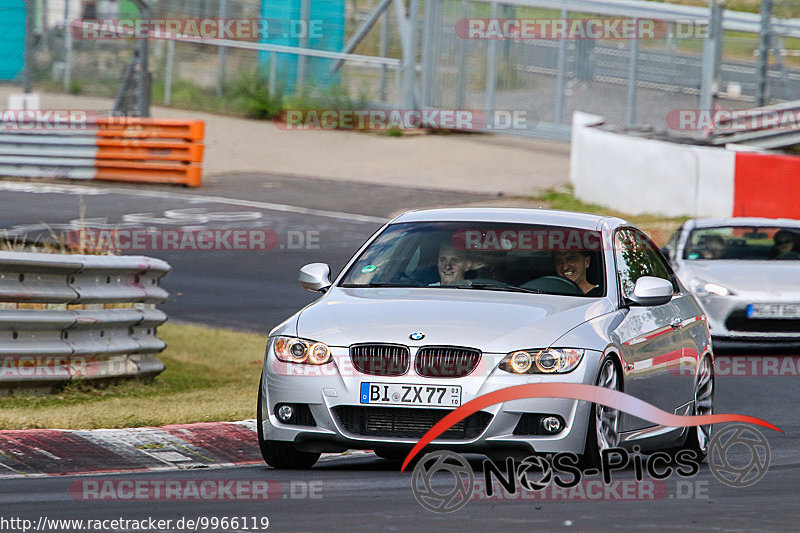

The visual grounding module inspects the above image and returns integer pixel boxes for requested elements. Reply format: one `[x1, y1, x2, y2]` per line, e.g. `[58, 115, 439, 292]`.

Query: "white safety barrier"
[570, 112, 800, 220]
[570, 112, 736, 218]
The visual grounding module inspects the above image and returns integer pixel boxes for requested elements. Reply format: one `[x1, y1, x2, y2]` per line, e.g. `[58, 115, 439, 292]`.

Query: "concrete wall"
[570, 112, 736, 218]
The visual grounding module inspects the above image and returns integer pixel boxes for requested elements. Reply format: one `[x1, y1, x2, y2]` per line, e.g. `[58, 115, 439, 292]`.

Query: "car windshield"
[339, 221, 605, 297]
[684, 226, 800, 261]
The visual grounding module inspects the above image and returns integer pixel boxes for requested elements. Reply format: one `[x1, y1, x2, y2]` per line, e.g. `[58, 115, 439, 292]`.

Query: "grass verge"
[0, 323, 265, 430]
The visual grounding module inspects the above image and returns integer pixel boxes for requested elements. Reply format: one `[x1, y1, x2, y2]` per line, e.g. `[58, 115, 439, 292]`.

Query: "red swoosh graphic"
[400, 383, 781, 472]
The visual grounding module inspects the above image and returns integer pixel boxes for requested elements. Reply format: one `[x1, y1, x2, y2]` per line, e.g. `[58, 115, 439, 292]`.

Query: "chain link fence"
[22, 0, 800, 137]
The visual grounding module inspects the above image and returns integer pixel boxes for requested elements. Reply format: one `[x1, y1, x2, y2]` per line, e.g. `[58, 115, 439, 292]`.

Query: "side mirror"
[659, 246, 671, 261]
[299, 263, 331, 293]
[628, 276, 673, 307]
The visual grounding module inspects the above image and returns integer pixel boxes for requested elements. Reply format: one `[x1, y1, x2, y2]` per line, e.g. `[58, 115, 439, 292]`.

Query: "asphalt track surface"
[1, 178, 799, 532]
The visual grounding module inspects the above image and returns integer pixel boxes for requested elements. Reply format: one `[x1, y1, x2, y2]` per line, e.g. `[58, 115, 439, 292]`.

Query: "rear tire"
[257, 380, 320, 469]
[580, 357, 621, 470]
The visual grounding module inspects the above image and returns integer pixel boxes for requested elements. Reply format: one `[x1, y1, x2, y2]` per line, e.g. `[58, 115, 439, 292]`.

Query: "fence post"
[400, 0, 420, 109]
[700, 0, 724, 111]
[63, 0, 73, 92]
[455, 0, 469, 109]
[269, 51, 278, 98]
[23, 0, 34, 93]
[420, 0, 435, 106]
[379, 9, 388, 101]
[554, 8, 568, 124]
[216, 0, 228, 97]
[297, 0, 310, 87]
[755, 0, 773, 107]
[485, 1, 498, 124]
[625, 18, 639, 126]
[164, 39, 175, 105]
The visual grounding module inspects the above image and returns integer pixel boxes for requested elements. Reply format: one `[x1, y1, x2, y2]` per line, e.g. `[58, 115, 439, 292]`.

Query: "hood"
[677, 260, 800, 295]
[296, 287, 613, 353]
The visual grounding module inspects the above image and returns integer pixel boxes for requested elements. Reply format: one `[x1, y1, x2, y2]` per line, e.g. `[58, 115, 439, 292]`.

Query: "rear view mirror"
[299, 263, 331, 293]
[628, 276, 673, 307]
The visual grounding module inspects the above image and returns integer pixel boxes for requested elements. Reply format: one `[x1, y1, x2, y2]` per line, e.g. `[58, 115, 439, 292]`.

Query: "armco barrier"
[0, 117, 204, 187]
[0, 251, 171, 395]
[570, 112, 800, 219]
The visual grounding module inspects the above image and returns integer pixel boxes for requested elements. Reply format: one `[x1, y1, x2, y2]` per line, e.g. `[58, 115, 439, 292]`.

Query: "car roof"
[391, 208, 626, 230]
[688, 217, 800, 229]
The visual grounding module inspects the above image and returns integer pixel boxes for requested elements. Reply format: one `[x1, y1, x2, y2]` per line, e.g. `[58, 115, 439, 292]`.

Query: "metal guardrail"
[0, 118, 205, 187]
[0, 251, 171, 395]
[705, 100, 800, 149]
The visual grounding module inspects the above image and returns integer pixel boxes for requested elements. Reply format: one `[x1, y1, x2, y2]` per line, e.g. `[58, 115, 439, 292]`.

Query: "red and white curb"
[0, 420, 372, 478]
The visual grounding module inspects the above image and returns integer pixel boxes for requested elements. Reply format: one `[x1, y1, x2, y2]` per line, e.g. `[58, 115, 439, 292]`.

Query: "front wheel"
[682, 356, 714, 461]
[580, 357, 621, 469]
[257, 381, 320, 469]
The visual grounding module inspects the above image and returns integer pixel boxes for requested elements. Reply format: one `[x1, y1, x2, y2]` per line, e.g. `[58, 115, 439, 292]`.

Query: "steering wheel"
[521, 275, 584, 295]
[396, 272, 425, 286]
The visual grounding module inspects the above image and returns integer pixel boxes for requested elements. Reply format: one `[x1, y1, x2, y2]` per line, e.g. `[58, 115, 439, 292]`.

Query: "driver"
[553, 250, 601, 296]
[771, 230, 800, 259]
[432, 244, 473, 286]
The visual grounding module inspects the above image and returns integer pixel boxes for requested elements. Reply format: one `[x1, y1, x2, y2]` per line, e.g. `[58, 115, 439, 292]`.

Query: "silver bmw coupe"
[258, 209, 713, 469]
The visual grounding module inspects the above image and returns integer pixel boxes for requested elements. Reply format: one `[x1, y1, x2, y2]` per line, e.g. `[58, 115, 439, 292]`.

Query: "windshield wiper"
[454, 283, 542, 294]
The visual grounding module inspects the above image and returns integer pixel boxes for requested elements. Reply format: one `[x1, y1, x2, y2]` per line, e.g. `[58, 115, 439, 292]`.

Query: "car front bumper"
[260, 346, 604, 456]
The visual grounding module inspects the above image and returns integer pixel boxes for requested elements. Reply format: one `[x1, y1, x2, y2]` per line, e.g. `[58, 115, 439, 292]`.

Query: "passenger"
[431, 244, 473, 286]
[553, 250, 601, 296]
[700, 234, 725, 259]
[771, 230, 800, 260]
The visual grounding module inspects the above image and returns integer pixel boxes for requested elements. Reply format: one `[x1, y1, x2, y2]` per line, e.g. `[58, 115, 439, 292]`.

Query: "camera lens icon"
[709, 424, 770, 488]
[411, 451, 474, 513]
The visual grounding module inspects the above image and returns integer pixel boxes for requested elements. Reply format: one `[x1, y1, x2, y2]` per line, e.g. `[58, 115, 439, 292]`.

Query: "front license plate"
[747, 303, 800, 319]
[360, 383, 462, 407]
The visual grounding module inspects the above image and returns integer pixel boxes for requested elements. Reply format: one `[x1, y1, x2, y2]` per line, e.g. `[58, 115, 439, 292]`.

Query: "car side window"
[614, 228, 674, 298]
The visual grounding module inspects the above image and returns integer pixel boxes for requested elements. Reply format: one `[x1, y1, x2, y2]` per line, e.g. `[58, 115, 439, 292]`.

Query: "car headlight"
[272, 336, 332, 365]
[691, 280, 732, 297]
[499, 348, 584, 374]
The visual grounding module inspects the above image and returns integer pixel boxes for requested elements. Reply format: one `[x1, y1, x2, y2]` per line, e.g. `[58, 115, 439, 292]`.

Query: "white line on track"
[0, 181, 388, 225]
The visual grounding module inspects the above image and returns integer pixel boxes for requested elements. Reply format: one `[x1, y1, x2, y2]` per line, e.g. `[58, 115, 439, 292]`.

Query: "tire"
[682, 356, 714, 461]
[256, 381, 320, 469]
[580, 357, 621, 470]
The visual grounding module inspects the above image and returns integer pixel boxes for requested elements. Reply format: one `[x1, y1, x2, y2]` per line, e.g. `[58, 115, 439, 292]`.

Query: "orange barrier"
[94, 118, 205, 187]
